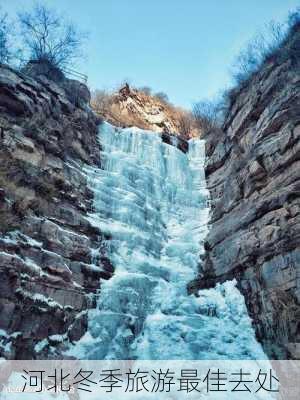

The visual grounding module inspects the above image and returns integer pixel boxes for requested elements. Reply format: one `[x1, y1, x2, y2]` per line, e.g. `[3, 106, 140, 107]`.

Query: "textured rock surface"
[99, 84, 180, 133]
[0, 64, 113, 359]
[94, 84, 198, 137]
[190, 33, 300, 358]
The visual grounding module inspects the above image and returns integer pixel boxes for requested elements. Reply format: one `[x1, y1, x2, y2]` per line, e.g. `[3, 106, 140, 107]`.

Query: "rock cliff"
[1, 23, 298, 361]
[0, 63, 113, 359]
[92, 84, 198, 137]
[0, 63, 190, 359]
[190, 25, 300, 358]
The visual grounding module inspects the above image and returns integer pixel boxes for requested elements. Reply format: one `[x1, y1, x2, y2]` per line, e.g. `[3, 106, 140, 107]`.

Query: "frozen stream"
[69, 122, 266, 360]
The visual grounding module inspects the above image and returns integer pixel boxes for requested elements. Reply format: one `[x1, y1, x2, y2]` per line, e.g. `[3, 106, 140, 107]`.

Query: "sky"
[2, 0, 299, 108]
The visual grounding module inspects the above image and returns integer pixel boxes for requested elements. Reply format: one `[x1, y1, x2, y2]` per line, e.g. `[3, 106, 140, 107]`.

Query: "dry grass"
[91, 85, 200, 138]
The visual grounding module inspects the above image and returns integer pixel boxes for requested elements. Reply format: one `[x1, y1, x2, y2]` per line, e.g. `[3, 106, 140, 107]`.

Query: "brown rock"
[0, 62, 111, 359]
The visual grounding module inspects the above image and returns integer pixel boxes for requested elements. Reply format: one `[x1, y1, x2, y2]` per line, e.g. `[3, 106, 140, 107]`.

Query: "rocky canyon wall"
[0, 63, 189, 360]
[0, 64, 114, 359]
[190, 27, 300, 358]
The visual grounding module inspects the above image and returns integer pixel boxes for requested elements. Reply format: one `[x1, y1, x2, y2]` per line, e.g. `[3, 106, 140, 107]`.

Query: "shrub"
[154, 91, 170, 104]
[177, 112, 194, 138]
[232, 8, 300, 86]
[232, 21, 286, 85]
[91, 90, 113, 115]
[192, 100, 222, 135]
[0, 9, 12, 64]
[139, 86, 152, 95]
[286, 9, 300, 63]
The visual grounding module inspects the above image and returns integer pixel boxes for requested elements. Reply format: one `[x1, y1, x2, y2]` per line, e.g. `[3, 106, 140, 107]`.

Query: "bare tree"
[0, 9, 11, 64]
[155, 91, 169, 104]
[232, 21, 286, 84]
[288, 7, 300, 29]
[178, 112, 193, 138]
[18, 3, 86, 69]
[91, 90, 112, 115]
[193, 100, 220, 134]
[139, 86, 152, 95]
[287, 8, 300, 61]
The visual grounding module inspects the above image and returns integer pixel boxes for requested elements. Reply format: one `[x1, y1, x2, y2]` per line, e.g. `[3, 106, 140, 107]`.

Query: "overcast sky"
[3, 0, 299, 108]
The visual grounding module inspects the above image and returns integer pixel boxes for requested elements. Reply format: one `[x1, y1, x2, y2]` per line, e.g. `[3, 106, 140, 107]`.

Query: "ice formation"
[68, 122, 266, 360]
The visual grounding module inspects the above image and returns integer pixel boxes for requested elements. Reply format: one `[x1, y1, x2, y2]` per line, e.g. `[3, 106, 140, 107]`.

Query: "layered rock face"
[0, 64, 113, 359]
[191, 31, 300, 358]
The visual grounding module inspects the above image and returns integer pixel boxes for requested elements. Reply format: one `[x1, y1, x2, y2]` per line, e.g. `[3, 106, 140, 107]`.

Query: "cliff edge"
[0, 63, 113, 359]
[190, 23, 300, 358]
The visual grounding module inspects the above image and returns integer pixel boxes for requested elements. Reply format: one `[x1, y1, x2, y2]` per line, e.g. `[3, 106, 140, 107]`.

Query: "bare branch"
[0, 9, 11, 63]
[18, 3, 87, 69]
[177, 112, 193, 138]
[193, 100, 220, 135]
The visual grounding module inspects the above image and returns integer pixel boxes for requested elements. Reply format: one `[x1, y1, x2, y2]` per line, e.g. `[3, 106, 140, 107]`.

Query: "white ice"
[67, 122, 266, 361]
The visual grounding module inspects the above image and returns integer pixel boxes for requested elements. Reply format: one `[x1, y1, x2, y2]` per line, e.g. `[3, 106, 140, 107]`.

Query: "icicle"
[67, 122, 266, 360]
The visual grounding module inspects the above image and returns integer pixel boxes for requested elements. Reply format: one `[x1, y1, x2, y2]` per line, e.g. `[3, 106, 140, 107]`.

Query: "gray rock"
[196, 29, 300, 359]
[0, 62, 111, 359]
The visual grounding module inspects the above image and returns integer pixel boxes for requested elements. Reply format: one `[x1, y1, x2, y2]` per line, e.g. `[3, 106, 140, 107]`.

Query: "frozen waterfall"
[69, 122, 266, 360]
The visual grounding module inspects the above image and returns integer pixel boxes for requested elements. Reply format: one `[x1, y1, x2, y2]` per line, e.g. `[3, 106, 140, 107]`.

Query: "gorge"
[0, 20, 299, 361]
[190, 25, 300, 359]
[65, 122, 265, 360]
